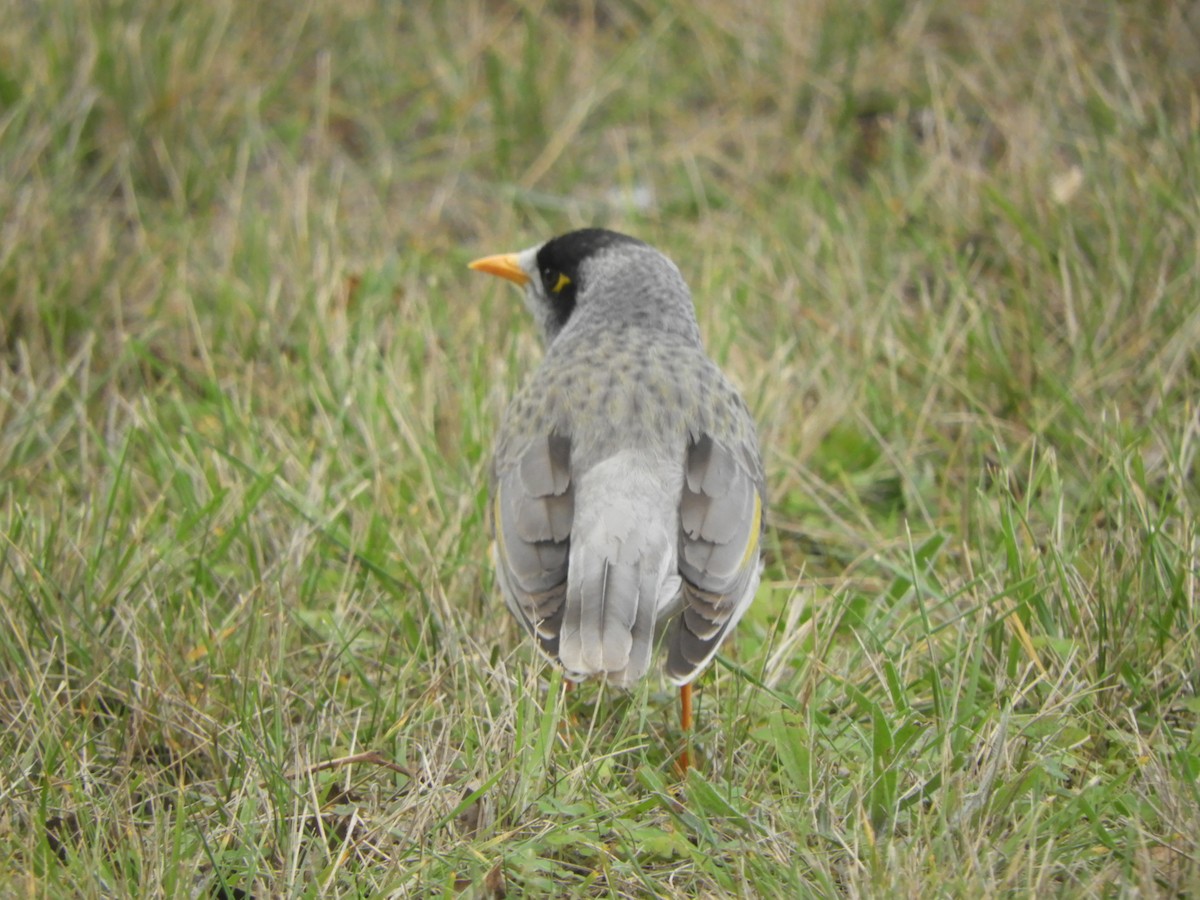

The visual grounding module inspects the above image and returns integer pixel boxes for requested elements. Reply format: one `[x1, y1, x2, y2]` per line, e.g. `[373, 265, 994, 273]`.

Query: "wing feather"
[492, 435, 573, 659]
[666, 434, 764, 684]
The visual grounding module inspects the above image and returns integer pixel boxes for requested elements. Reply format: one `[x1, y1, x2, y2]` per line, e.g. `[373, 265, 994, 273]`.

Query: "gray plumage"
[473, 229, 765, 687]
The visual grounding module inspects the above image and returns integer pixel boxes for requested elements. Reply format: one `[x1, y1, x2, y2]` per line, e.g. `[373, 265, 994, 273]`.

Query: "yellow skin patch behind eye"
[553, 272, 572, 293]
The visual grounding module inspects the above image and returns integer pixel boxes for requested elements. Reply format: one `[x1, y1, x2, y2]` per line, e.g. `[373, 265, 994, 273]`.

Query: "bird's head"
[469, 228, 694, 343]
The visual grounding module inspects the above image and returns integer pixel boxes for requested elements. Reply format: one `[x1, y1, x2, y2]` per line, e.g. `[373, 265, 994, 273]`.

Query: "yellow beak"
[468, 252, 530, 286]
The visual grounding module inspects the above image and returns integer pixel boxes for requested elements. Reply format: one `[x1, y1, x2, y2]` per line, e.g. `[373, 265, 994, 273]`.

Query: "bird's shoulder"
[493, 327, 760, 485]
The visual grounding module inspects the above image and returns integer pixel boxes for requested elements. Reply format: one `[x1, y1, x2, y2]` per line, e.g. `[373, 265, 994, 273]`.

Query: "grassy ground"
[2, 0, 1198, 895]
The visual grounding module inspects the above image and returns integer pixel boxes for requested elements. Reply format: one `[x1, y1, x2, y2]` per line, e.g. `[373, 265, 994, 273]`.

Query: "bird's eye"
[543, 269, 572, 294]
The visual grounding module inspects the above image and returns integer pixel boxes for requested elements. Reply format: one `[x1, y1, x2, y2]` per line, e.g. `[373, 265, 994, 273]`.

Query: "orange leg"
[677, 682, 693, 774]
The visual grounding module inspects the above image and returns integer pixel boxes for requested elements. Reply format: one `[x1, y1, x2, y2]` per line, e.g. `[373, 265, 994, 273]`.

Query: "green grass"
[2, 0, 1199, 895]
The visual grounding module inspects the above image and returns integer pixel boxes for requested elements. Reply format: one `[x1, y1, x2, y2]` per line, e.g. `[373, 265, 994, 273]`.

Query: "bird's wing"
[491, 433, 574, 659]
[667, 433, 764, 685]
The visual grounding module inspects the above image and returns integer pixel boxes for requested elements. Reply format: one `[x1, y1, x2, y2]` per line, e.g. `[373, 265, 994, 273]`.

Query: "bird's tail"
[557, 454, 682, 686]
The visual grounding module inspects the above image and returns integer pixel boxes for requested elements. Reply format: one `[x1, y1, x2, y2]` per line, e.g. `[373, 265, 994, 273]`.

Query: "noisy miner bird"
[469, 228, 765, 767]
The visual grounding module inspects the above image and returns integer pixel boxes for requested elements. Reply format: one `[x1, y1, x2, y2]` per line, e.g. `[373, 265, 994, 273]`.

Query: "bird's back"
[492, 320, 763, 685]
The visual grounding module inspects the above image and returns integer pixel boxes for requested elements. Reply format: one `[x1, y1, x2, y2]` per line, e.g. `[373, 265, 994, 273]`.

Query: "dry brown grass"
[2, 0, 1198, 895]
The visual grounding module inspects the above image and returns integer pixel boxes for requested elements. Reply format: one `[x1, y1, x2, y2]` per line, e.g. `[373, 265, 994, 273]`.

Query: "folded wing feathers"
[668, 435, 763, 685]
[520, 433, 571, 495]
[494, 436, 574, 658]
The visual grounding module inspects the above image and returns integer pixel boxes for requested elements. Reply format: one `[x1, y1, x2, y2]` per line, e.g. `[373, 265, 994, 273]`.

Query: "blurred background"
[2, 1, 1198, 895]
